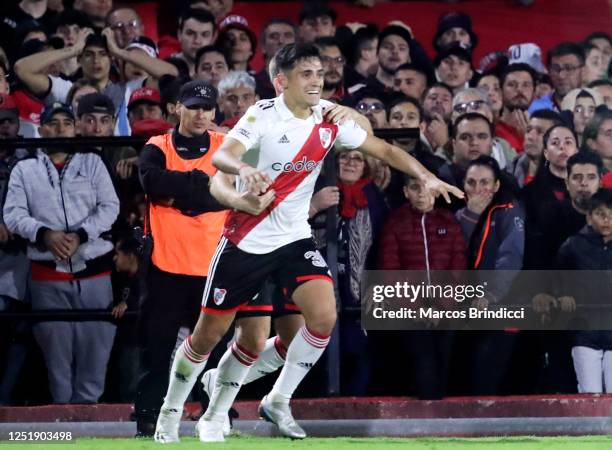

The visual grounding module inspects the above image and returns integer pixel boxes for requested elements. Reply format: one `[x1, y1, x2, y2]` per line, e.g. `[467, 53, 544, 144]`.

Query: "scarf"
[338, 178, 370, 219]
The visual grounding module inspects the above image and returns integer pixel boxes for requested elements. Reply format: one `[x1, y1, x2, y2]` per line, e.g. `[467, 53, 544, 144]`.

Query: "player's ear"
[278, 72, 288, 89]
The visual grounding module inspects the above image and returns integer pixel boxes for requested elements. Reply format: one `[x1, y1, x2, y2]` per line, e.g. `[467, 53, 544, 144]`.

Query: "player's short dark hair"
[178, 8, 216, 32]
[451, 112, 494, 139]
[274, 42, 321, 74]
[547, 42, 585, 66]
[386, 95, 423, 123]
[500, 63, 536, 87]
[567, 151, 604, 177]
[587, 188, 612, 214]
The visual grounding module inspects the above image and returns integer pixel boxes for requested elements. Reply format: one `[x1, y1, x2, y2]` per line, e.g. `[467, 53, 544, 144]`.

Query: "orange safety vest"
[147, 131, 227, 276]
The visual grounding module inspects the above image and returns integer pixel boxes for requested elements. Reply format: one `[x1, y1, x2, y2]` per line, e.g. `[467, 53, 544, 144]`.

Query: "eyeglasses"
[110, 20, 140, 31]
[338, 154, 365, 164]
[356, 102, 385, 113]
[453, 100, 486, 114]
[321, 55, 346, 66]
[549, 64, 583, 75]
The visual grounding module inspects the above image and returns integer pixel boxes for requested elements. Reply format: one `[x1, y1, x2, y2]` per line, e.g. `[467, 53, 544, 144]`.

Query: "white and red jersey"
[224, 94, 368, 254]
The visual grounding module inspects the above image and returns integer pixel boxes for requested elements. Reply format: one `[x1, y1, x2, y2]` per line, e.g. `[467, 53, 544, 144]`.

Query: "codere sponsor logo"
[272, 156, 322, 172]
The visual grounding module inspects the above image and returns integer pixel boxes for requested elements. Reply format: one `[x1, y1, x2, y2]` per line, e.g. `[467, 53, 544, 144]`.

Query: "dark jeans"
[134, 265, 205, 428]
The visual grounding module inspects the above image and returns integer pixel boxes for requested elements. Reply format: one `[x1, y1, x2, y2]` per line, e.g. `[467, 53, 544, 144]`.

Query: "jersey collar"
[275, 94, 323, 123]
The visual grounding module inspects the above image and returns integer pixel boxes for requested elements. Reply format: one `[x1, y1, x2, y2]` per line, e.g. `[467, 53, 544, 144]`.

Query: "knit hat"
[433, 12, 478, 52]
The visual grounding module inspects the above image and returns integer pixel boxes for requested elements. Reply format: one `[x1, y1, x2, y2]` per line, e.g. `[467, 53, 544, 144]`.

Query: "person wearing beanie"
[434, 43, 474, 93]
[433, 12, 478, 52]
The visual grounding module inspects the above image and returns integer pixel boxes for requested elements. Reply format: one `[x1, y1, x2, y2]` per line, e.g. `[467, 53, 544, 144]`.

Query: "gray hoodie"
[3, 150, 119, 272]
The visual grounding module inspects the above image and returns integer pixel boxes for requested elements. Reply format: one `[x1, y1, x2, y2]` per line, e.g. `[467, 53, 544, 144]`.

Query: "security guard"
[134, 80, 227, 436]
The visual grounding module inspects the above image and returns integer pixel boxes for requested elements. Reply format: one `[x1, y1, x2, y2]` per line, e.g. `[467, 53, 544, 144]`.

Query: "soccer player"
[154, 43, 463, 444]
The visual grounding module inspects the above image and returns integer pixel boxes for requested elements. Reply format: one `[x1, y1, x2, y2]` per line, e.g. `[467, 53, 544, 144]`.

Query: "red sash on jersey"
[224, 122, 338, 246]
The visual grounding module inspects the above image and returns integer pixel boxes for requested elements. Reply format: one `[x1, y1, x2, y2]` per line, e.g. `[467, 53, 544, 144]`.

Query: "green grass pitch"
[2, 436, 612, 450]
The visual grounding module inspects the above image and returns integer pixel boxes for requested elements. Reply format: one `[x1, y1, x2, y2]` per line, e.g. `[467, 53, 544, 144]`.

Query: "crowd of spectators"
[0, 0, 611, 405]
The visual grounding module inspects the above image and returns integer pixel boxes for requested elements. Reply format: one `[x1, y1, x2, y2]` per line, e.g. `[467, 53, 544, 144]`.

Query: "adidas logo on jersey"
[278, 134, 290, 144]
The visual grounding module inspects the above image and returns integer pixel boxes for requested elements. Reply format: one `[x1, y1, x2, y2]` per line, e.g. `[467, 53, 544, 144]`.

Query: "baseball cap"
[128, 87, 161, 111]
[177, 80, 218, 109]
[508, 43, 547, 74]
[378, 25, 412, 50]
[219, 15, 257, 54]
[0, 94, 19, 121]
[40, 102, 75, 124]
[126, 36, 159, 58]
[77, 93, 115, 117]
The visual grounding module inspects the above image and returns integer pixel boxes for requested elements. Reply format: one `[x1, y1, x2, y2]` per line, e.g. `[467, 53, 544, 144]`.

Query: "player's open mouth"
[307, 91, 320, 95]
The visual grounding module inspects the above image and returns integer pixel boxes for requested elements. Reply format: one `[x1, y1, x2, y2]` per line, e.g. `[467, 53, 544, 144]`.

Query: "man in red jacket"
[376, 175, 466, 399]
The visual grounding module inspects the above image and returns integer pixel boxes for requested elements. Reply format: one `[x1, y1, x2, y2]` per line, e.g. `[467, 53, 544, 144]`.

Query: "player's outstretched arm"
[357, 135, 464, 203]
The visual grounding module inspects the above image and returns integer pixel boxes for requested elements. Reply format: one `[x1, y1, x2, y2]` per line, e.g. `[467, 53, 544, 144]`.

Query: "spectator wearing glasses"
[315, 37, 347, 102]
[497, 63, 537, 154]
[354, 90, 387, 130]
[451, 88, 517, 171]
[529, 43, 585, 114]
[106, 7, 144, 49]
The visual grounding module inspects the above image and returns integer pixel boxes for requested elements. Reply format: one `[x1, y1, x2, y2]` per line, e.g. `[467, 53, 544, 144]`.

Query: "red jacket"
[377, 204, 467, 271]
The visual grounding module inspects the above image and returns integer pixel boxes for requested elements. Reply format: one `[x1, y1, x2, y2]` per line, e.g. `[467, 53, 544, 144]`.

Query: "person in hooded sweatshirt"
[556, 189, 612, 394]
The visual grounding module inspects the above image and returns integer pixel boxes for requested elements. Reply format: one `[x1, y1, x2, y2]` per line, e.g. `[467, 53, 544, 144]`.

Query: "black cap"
[433, 12, 478, 52]
[41, 102, 75, 124]
[77, 93, 115, 117]
[378, 25, 412, 50]
[434, 43, 473, 68]
[177, 80, 218, 109]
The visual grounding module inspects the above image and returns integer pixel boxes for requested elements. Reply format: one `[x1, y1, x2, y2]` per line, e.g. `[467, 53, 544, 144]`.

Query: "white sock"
[162, 336, 209, 411]
[268, 327, 329, 403]
[244, 336, 287, 384]
[203, 342, 257, 422]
